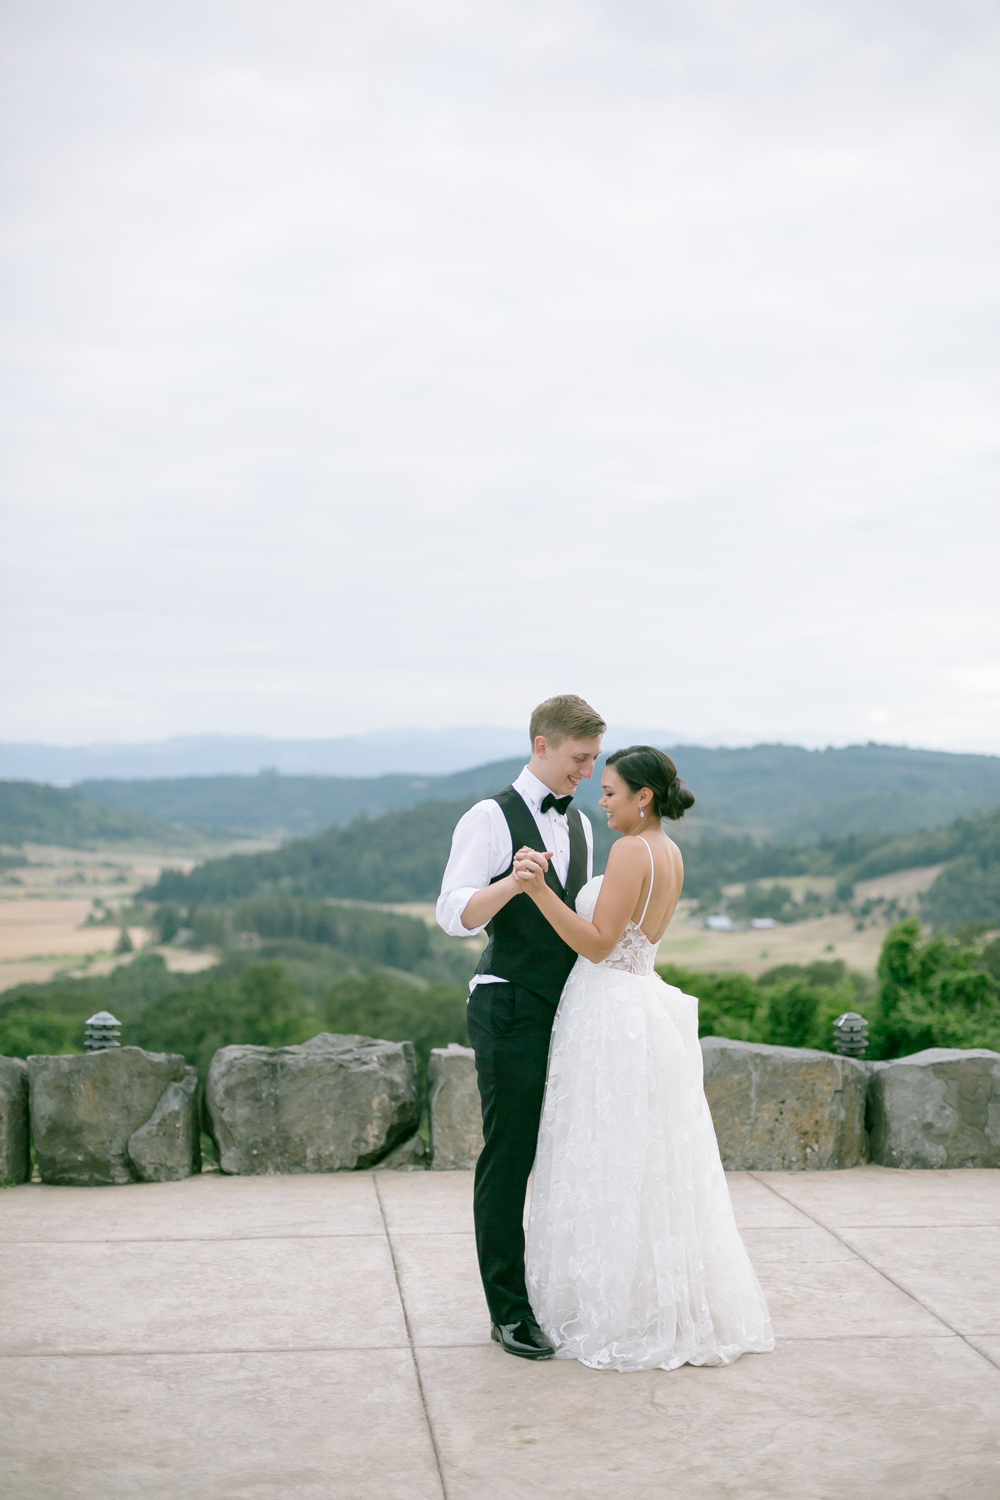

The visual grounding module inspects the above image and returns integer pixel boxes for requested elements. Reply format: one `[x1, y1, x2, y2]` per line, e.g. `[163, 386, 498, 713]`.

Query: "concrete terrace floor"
[1, 1167, 999, 1500]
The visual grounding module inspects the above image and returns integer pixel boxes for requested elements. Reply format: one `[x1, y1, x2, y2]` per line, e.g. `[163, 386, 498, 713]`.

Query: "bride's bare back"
[627, 830, 685, 942]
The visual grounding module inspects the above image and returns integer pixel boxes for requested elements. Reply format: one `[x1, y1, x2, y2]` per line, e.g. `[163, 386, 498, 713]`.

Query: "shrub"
[0, 953, 190, 1058]
[0, 1007, 82, 1058]
[657, 964, 760, 1041]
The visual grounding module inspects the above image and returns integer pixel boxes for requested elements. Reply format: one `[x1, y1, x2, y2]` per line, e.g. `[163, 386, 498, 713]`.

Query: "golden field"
[0, 841, 252, 992]
[654, 864, 945, 978]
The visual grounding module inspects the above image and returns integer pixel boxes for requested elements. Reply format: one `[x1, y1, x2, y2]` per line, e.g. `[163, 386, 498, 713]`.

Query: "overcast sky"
[2, 0, 998, 752]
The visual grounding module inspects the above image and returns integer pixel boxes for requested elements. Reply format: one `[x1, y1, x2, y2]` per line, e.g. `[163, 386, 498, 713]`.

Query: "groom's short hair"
[530, 694, 607, 747]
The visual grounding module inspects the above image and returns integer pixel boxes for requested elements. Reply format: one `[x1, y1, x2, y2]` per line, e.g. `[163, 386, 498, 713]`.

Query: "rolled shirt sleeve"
[435, 885, 484, 937]
[435, 799, 513, 936]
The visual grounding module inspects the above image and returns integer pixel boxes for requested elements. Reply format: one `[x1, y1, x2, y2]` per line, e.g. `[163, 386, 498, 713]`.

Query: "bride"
[511, 745, 774, 1373]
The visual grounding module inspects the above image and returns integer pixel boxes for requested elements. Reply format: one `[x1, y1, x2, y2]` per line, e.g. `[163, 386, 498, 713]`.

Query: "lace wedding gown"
[525, 841, 775, 1372]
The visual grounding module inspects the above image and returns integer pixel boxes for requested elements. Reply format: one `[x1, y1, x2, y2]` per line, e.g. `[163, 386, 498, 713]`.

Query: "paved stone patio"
[1, 1166, 998, 1498]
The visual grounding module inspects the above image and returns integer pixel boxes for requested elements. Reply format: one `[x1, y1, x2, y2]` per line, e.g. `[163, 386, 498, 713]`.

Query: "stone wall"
[6, 1036, 1000, 1183]
[414, 1038, 1000, 1174]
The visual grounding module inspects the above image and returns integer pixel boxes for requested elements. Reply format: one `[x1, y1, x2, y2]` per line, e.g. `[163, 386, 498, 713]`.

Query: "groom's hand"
[512, 846, 551, 893]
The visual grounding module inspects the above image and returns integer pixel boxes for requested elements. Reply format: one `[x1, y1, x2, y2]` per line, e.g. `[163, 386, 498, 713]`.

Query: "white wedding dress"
[525, 842, 775, 1372]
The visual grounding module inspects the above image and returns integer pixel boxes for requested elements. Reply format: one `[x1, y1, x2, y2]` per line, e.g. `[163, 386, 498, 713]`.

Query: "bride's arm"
[513, 838, 651, 962]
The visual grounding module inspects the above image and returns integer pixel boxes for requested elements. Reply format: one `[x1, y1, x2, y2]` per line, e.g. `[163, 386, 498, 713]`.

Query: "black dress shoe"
[491, 1318, 556, 1360]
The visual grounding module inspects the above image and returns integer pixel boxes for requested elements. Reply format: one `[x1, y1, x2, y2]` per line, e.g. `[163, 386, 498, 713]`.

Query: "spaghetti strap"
[637, 837, 655, 929]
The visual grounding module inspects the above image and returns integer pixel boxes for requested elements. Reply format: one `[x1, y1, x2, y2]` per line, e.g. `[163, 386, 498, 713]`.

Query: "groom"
[436, 694, 606, 1359]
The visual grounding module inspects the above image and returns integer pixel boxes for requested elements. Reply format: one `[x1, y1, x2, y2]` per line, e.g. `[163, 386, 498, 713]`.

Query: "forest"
[144, 796, 1000, 931]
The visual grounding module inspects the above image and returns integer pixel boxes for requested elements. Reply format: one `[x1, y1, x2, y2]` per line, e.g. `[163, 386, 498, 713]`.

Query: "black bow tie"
[540, 793, 573, 816]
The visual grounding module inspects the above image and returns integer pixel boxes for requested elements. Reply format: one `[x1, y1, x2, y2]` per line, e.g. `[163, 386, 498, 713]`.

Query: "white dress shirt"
[436, 764, 595, 991]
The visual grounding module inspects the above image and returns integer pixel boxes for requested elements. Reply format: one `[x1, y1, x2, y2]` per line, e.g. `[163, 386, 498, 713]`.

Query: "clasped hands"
[512, 845, 552, 895]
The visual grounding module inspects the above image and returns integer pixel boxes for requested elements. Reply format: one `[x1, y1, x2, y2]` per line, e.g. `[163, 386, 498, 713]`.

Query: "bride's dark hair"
[605, 746, 695, 821]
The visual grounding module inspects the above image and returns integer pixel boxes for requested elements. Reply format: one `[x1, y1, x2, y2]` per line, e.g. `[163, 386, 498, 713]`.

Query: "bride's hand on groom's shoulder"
[512, 846, 551, 896]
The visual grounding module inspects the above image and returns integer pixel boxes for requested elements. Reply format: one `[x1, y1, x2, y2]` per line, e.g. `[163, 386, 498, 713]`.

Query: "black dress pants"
[465, 981, 557, 1326]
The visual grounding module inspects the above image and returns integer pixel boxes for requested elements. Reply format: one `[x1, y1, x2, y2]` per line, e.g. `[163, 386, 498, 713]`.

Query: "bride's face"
[599, 765, 642, 831]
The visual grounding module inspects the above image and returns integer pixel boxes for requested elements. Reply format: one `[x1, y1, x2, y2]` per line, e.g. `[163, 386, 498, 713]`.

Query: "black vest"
[474, 785, 589, 1004]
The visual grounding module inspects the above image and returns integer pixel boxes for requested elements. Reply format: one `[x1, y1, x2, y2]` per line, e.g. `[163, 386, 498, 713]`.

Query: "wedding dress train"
[525, 842, 775, 1372]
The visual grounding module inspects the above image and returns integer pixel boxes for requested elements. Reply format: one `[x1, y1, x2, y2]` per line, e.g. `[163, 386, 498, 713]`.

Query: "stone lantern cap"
[831, 1011, 869, 1058]
[84, 1011, 122, 1051]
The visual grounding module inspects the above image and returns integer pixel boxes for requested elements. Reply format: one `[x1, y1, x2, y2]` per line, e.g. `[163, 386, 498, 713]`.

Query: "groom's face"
[533, 735, 603, 796]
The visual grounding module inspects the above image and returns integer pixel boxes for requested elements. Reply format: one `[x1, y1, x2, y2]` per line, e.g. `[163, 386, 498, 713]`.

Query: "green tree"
[0, 1007, 81, 1058]
[131, 963, 321, 1076]
[764, 981, 820, 1048]
[657, 964, 761, 1041]
[321, 972, 469, 1079]
[0, 953, 190, 1058]
[658, 959, 861, 1051]
[980, 938, 1000, 982]
[922, 855, 1000, 932]
[873, 917, 1000, 1057]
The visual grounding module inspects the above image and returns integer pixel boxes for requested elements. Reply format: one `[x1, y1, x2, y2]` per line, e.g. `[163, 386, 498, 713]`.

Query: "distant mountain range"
[0, 726, 682, 782]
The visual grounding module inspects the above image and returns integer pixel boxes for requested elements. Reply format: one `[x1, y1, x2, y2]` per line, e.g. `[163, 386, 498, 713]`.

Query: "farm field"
[0, 840, 260, 992]
[0, 844, 949, 993]
[657, 905, 886, 977]
[655, 864, 946, 978]
[383, 872, 943, 980]
[0, 899, 151, 990]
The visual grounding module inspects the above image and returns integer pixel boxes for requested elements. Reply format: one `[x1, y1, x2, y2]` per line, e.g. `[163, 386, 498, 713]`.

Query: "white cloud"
[1, 0, 998, 749]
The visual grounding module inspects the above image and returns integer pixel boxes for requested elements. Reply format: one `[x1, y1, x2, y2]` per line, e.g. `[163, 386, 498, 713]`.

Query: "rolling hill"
[143, 789, 1000, 931]
[0, 781, 192, 849]
[80, 761, 525, 839]
[145, 797, 531, 905]
[83, 742, 1000, 843]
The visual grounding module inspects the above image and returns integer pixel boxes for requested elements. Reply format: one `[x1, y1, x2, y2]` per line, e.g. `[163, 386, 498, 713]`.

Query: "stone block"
[701, 1036, 869, 1171]
[378, 1133, 429, 1170]
[868, 1048, 1000, 1168]
[428, 1043, 483, 1170]
[127, 1066, 201, 1182]
[205, 1033, 419, 1175]
[0, 1056, 30, 1185]
[28, 1048, 190, 1186]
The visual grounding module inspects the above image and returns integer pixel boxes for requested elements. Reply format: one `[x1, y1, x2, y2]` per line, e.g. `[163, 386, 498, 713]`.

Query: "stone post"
[27, 1048, 196, 1186]
[701, 1037, 870, 1170]
[428, 1043, 483, 1170]
[205, 1033, 419, 1174]
[0, 1056, 30, 1185]
[868, 1048, 1000, 1168]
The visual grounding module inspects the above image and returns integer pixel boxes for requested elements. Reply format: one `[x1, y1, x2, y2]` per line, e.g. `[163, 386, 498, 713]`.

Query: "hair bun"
[605, 745, 695, 821]
[661, 775, 695, 821]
